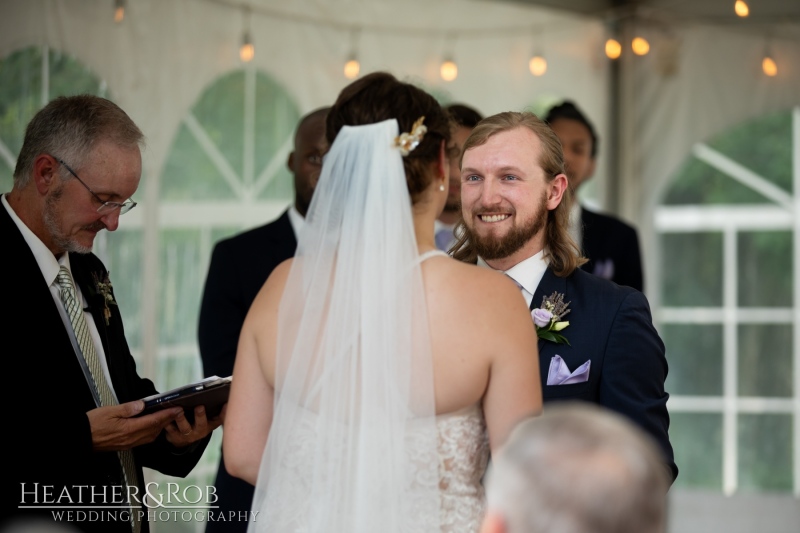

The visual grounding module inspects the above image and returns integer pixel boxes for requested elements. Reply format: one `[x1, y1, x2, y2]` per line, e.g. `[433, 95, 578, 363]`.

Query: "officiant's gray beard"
[44, 186, 95, 255]
[465, 193, 548, 261]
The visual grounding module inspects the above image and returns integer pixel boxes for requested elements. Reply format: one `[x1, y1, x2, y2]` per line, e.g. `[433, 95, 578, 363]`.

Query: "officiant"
[1, 95, 220, 533]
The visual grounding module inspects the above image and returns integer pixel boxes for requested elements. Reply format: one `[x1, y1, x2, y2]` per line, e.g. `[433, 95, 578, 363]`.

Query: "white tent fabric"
[2, 1, 800, 532]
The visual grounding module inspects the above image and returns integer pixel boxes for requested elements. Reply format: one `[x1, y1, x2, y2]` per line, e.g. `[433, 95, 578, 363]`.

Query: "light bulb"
[529, 55, 547, 76]
[605, 39, 622, 60]
[440, 60, 458, 82]
[762, 56, 778, 77]
[631, 37, 650, 56]
[734, 0, 749, 17]
[114, 0, 125, 23]
[240, 33, 254, 62]
[344, 58, 360, 79]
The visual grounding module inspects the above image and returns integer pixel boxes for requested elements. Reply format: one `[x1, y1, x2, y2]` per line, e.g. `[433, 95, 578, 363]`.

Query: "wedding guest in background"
[198, 106, 329, 533]
[481, 403, 669, 533]
[435, 103, 483, 252]
[452, 111, 676, 481]
[2, 95, 218, 533]
[544, 101, 643, 291]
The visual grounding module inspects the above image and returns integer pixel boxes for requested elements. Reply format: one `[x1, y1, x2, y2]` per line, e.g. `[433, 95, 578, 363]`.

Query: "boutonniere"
[92, 272, 117, 326]
[532, 291, 571, 345]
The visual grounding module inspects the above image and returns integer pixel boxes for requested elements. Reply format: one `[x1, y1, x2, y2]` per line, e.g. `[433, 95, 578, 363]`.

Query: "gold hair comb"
[394, 116, 427, 156]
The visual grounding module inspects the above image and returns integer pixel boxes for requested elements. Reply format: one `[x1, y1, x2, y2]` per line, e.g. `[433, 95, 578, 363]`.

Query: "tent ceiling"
[501, 0, 800, 24]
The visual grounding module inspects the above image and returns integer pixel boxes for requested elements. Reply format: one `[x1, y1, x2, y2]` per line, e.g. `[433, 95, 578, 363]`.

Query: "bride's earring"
[439, 183, 445, 192]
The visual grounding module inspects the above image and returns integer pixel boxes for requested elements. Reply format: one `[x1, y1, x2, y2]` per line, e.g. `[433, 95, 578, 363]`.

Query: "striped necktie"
[55, 266, 140, 532]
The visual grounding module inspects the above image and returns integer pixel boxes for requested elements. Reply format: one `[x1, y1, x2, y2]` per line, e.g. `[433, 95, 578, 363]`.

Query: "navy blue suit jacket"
[532, 266, 677, 481]
[197, 210, 297, 533]
[580, 207, 644, 292]
[2, 205, 208, 533]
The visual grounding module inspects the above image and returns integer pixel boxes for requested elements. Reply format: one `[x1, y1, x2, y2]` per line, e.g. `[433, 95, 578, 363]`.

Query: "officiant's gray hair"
[14, 94, 144, 188]
[485, 403, 668, 533]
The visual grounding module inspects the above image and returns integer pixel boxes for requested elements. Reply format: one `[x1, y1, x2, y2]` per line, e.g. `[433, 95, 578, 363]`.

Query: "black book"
[139, 375, 231, 420]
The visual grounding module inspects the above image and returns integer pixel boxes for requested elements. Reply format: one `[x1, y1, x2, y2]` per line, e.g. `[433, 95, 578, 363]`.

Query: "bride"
[223, 72, 542, 533]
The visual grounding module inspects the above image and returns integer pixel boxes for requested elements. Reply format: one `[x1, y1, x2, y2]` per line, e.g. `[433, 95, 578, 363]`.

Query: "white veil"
[249, 119, 441, 532]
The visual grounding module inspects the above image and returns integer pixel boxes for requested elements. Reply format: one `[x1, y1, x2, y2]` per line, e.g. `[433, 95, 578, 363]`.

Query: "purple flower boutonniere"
[92, 272, 117, 326]
[532, 291, 571, 345]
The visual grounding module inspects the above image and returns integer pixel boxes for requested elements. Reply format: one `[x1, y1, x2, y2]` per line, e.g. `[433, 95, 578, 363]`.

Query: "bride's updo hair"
[327, 71, 451, 203]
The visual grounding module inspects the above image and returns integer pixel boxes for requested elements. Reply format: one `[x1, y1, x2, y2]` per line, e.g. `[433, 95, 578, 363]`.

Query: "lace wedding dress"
[251, 404, 489, 533]
[436, 405, 490, 532]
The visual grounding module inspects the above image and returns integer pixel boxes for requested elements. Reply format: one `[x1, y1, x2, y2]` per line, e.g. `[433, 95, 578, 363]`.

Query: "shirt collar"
[478, 249, 548, 297]
[287, 205, 305, 240]
[2, 193, 72, 286]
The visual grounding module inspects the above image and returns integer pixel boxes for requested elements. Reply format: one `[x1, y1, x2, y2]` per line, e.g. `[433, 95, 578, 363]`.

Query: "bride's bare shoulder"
[429, 259, 528, 322]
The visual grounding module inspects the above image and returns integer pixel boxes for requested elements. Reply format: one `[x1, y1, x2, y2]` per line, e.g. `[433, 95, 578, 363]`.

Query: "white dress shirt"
[287, 204, 305, 241]
[2, 194, 119, 401]
[477, 249, 548, 308]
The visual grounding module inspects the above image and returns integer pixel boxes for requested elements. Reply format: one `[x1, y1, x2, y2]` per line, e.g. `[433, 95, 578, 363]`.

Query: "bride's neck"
[412, 195, 439, 254]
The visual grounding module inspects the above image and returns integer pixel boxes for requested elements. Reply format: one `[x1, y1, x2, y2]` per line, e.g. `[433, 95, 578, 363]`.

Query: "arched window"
[655, 109, 798, 495]
[0, 46, 109, 192]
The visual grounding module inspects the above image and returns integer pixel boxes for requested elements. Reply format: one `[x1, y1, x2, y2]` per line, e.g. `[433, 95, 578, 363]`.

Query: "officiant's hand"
[163, 404, 224, 448]
[89, 400, 183, 452]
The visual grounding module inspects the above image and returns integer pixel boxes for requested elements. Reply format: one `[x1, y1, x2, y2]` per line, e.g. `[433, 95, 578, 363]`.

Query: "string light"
[113, 0, 125, 23]
[240, 32, 254, 62]
[605, 38, 622, 59]
[344, 28, 361, 79]
[344, 56, 360, 79]
[528, 28, 546, 76]
[631, 36, 650, 56]
[734, 0, 749, 18]
[440, 58, 458, 82]
[529, 55, 547, 76]
[762, 56, 777, 76]
[239, 9, 254, 62]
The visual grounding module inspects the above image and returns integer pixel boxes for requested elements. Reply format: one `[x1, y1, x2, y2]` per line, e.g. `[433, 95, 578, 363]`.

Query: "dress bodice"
[436, 404, 489, 533]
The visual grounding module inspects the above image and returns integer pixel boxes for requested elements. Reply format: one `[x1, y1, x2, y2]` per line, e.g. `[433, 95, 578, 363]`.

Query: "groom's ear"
[546, 173, 569, 211]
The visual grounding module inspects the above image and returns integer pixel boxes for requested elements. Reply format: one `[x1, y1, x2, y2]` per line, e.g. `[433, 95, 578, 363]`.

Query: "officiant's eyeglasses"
[56, 158, 137, 215]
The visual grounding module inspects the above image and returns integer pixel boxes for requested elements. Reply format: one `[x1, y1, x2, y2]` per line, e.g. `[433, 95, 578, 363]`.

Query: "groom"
[453, 112, 677, 481]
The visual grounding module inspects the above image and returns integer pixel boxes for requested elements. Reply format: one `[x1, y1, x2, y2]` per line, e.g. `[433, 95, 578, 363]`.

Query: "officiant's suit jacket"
[580, 207, 644, 292]
[198, 209, 297, 533]
[2, 207, 208, 533]
[532, 265, 677, 481]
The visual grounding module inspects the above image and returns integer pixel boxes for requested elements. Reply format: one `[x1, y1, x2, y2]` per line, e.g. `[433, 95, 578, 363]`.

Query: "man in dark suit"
[198, 106, 328, 533]
[545, 101, 644, 292]
[453, 111, 676, 481]
[2, 95, 220, 533]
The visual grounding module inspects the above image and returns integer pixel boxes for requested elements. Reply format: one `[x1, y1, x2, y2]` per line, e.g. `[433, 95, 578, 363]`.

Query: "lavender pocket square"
[546, 355, 591, 385]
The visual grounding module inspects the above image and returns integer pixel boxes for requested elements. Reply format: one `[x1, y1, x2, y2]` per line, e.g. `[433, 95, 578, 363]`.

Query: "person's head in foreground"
[481, 403, 669, 533]
[10, 94, 144, 257]
[326, 71, 452, 206]
[452, 111, 582, 275]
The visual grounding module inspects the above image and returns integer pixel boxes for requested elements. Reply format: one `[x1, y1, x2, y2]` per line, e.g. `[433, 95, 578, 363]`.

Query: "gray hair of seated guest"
[485, 403, 669, 533]
[14, 94, 144, 188]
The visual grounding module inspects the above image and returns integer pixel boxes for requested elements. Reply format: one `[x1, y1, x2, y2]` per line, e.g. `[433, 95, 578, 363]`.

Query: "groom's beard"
[463, 192, 548, 261]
